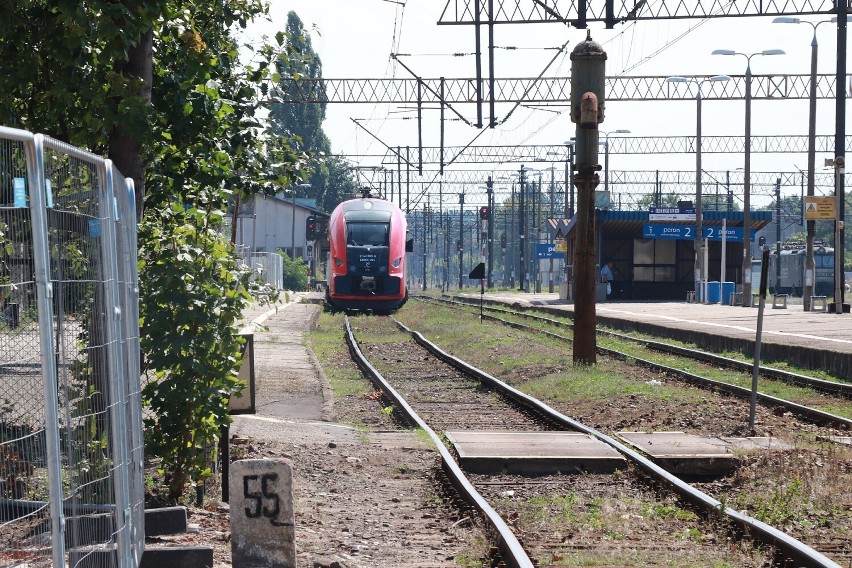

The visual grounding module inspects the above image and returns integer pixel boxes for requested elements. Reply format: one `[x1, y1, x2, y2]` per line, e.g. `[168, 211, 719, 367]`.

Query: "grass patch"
[423, 298, 852, 421]
[308, 311, 371, 399]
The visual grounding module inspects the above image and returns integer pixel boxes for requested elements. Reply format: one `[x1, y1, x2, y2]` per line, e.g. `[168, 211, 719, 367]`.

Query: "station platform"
[452, 291, 852, 377]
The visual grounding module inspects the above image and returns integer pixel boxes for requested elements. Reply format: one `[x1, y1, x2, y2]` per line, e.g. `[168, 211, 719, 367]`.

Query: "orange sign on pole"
[804, 196, 836, 220]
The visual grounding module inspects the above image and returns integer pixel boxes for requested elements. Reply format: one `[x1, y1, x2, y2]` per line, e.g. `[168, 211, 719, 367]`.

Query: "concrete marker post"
[229, 459, 296, 568]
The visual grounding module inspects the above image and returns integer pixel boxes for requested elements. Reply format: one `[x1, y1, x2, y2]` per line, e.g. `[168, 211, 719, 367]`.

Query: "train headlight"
[392, 257, 402, 268]
[334, 256, 344, 267]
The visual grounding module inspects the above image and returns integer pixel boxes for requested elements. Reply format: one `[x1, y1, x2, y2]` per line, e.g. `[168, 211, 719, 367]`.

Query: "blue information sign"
[643, 224, 694, 240]
[535, 243, 559, 259]
[703, 226, 751, 242]
[643, 224, 753, 242]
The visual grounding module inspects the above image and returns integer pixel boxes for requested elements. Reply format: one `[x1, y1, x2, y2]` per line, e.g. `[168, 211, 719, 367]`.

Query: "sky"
[241, 1, 851, 210]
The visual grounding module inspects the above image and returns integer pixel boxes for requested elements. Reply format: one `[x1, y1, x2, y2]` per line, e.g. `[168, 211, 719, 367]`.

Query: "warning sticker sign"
[804, 196, 836, 220]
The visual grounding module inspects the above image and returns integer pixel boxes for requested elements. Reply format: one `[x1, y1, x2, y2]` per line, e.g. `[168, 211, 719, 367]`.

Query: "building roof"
[555, 209, 773, 239]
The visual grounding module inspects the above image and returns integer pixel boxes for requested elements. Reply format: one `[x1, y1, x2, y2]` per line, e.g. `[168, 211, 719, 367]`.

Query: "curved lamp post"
[666, 75, 730, 303]
[712, 48, 785, 306]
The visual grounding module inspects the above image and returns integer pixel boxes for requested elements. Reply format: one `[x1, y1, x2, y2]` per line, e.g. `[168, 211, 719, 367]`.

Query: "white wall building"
[234, 193, 327, 260]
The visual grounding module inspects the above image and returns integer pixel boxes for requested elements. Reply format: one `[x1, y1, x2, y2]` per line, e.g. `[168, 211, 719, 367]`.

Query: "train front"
[327, 198, 408, 312]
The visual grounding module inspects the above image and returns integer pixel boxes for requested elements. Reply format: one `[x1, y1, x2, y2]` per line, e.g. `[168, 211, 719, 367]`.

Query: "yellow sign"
[804, 196, 835, 220]
[555, 240, 567, 252]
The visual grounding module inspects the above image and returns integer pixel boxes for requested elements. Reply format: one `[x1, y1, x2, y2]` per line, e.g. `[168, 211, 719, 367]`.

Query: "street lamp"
[712, 48, 785, 305]
[602, 130, 630, 198]
[774, 16, 849, 311]
[666, 75, 730, 302]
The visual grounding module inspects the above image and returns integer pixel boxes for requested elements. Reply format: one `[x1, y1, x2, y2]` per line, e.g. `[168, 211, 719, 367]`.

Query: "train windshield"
[347, 222, 389, 247]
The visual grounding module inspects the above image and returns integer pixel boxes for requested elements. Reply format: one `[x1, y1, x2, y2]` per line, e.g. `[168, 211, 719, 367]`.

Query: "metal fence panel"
[0, 127, 143, 568]
[250, 252, 283, 290]
[235, 246, 284, 290]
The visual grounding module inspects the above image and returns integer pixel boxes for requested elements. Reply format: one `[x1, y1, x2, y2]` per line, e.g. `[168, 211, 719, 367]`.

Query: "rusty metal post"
[570, 32, 606, 365]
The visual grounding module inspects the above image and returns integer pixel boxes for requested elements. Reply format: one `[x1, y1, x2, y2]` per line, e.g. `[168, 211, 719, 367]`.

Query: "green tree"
[268, 11, 357, 211]
[0, 0, 165, 214]
[0, 0, 308, 500]
[269, 13, 327, 152]
[318, 155, 360, 211]
[633, 192, 683, 210]
[139, 1, 305, 500]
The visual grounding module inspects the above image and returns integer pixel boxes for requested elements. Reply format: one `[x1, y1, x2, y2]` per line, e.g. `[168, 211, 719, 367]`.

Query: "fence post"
[28, 132, 68, 567]
[100, 160, 134, 567]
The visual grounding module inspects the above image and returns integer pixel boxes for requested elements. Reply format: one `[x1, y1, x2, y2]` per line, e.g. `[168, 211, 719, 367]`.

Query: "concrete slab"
[617, 431, 791, 476]
[819, 436, 852, 447]
[445, 431, 625, 475]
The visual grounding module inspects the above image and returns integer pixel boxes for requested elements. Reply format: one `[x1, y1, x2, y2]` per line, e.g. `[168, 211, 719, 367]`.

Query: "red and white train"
[325, 193, 410, 313]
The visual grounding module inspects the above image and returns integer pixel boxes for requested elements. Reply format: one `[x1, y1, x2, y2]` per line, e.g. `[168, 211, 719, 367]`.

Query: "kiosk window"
[633, 238, 676, 282]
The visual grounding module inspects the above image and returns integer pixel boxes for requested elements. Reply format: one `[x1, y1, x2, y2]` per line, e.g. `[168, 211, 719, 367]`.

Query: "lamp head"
[709, 74, 731, 82]
[666, 76, 689, 83]
[772, 16, 800, 24]
[761, 49, 785, 56]
[712, 49, 736, 56]
[614, 129, 631, 134]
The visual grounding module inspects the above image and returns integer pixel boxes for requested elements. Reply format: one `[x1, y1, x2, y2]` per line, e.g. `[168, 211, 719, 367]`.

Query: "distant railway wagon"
[767, 245, 835, 296]
[325, 194, 411, 313]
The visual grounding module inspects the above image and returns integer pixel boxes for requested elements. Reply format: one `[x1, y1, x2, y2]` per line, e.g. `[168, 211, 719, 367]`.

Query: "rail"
[390, 314, 840, 568]
[343, 316, 534, 568]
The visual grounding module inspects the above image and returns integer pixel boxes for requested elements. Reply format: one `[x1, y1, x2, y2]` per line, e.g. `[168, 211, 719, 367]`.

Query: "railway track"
[436, 294, 852, 395]
[425, 295, 852, 431]
[344, 314, 842, 568]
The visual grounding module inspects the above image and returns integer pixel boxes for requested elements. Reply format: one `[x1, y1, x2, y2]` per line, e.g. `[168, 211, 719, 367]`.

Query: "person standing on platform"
[600, 261, 614, 299]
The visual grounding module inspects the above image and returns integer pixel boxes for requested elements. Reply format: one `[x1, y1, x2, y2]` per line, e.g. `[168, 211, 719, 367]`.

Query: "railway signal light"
[305, 216, 316, 240]
[456, 239, 462, 251]
[500, 233, 507, 249]
[479, 206, 490, 221]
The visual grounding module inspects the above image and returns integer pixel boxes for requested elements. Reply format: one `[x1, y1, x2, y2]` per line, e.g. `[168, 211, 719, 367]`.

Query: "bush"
[281, 251, 309, 291]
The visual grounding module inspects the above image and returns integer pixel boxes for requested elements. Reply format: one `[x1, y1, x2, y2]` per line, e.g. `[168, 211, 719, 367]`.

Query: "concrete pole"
[487, 177, 494, 288]
[835, 12, 847, 312]
[519, 166, 527, 291]
[696, 89, 704, 301]
[805, 29, 818, 311]
[458, 192, 464, 289]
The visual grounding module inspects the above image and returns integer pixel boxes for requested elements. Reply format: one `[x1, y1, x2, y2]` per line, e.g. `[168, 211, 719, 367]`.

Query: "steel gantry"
[355, 168, 837, 209]
[437, 0, 839, 27]
[274, 73, 839, 104]
[362, 137, 852, 167]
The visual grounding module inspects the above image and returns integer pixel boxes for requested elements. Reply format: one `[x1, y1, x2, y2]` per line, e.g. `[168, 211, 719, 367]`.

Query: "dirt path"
[222, 298, 489, 567]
